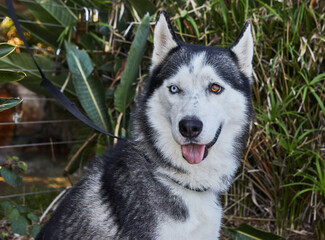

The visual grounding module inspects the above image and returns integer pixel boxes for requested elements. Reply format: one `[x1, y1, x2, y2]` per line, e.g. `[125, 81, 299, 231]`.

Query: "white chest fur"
[157, 185, 222, 240]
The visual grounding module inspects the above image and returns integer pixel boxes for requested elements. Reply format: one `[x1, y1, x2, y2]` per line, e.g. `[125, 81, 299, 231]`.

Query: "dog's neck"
[159, 173, 210, 192]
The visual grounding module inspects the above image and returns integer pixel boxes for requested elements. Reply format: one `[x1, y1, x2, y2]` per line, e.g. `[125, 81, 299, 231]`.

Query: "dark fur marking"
[230, 21, 251, 50]
[157, 11, 180, 45]
[100, 140, 188, 236]
[160, 173, 210, 192]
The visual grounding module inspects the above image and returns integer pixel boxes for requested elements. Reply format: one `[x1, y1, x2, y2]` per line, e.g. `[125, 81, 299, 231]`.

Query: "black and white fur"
[36, 11, 254, 240]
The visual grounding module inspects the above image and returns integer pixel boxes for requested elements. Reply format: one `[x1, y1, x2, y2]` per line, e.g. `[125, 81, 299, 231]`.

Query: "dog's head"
[135, 11, 254, 191]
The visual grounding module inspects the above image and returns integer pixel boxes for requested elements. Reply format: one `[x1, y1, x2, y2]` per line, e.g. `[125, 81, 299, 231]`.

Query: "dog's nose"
[179, 118, 203, 139]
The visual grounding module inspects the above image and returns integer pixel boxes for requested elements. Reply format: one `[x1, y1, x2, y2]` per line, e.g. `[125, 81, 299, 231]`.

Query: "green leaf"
[181, 10, 188, 18]
[223, 227, 239, 239]
[114, 13, 150, 116]
[176, 18, 183, 34]
[30, 224, 42, 238]
[309, 86, 325, 116]
[27, 213, 39, 222]
[88, 32, 110, 47]
[0, 52, 74, 96]
[65, 41, 109, 131]
[126, 0, 156, 16]
[0, 70, 26, 82]
[0, 5, 59, 48]
[16, 205, 29, 214]
[224, 224, 284, 240]
[255, 0, 284, 22]
[310, 73, 325, 85]
[186, 16, 200, 38]
[34, 0, 77, 26]
[96, 143, 107, 156]
[65, 41, 93, 76]
[8, 209, 20, 222]
[11, 216, 28, 235]
[1, 201, 12, 211]
[4, 156, 19, 164]
[0, 167, 22, 187]
[17, 161, 28, 174]
[0, 98, 23, 112]
[0, 43, 16, 59]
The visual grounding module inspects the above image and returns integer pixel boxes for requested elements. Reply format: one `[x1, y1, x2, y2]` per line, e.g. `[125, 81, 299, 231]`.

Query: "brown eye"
[210, 83, 223, 94]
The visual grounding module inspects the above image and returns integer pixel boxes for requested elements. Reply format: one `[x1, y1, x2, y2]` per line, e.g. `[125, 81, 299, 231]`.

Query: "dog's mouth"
[181, 125, 222, 164]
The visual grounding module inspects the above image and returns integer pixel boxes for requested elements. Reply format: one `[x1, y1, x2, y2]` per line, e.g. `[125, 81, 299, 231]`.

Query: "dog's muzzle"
[203, 124, 222, 159]
[180, 120, 222, 164]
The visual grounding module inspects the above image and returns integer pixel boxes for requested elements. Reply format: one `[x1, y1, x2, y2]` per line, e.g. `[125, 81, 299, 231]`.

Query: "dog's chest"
[157, 189, 222, 240]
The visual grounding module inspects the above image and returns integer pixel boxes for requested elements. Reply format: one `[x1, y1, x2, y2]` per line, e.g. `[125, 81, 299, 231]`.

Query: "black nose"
[179, 118, 203, 139]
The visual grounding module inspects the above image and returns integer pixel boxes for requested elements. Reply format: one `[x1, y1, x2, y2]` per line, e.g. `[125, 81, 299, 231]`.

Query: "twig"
[60, 72, 71, 93]
[39, 187, 71, 224]
[64, 133, 98, 173]
[114, 112, 123, 144]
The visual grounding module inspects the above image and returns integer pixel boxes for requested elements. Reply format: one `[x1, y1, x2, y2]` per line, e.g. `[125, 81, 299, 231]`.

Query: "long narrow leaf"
[114, 13, 150, 115]
[186, 16, 200, 38]
[0, 52, 74, 96]
[255, 0, 284, 22]
[309, 86, 325, 116]
[0, 71, 26, 82]
[310, 73, 325, 85]
[0, 98, 23, 112]
[0, 5, 58, 47]
[224, 224, 284, 240]
[34, 0, 77, 26]
[65, 41, 109, 131]
[0, 43, 16, 59]
[126, 0, 156, 16]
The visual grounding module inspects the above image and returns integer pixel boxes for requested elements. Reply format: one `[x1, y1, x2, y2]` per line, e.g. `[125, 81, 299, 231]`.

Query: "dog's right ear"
[152, 11, 179, 68]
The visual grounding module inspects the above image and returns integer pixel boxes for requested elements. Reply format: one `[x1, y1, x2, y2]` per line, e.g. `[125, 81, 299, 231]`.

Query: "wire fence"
[0, 0, 105, 184]
[0, 140, 84, 149]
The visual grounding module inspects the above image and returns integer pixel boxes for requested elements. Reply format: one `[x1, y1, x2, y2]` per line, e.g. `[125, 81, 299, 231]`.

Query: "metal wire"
[0, 119, 78, 126]
[0, 68, 68, 72]
[18, 0, 81, 10]
[0, 189, 64, 199]
[0, 140, 85, 149]
[14, 97, 57, 101]
[18, 0, 108, 13]
[14, 46, 116, 54]
[15, 45, 56, 52]
[0, 16, 64, 28]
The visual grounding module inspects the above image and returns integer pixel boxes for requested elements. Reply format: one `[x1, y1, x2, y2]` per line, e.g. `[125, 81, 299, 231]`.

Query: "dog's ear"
[152, 11, 179, 67]
[230, 21, 254, 81]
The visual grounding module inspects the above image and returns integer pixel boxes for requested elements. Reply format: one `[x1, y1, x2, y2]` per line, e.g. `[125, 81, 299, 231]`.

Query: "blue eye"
[169, 85, 180, 94]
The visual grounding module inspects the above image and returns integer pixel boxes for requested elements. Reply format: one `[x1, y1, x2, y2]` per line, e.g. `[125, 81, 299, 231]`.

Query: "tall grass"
[140, 1, 325, 238]
[133, 1, 325, 237]
[197, 1, 325, 238]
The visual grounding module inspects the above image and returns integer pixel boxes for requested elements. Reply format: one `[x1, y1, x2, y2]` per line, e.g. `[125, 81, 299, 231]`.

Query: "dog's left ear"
[230, 21, 254, 81]
[152, 11, 179, 68]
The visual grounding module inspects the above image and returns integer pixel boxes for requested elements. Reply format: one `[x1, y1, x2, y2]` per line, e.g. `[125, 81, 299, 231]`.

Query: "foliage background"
[0, 0, 324, 239]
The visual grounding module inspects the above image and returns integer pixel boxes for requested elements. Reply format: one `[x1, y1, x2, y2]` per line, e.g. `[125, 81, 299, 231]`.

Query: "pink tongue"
[181, 144, 205, 164]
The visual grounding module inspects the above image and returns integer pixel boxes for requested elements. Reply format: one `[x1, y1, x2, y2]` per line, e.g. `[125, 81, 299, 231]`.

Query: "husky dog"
[36, 11, 254, 240]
